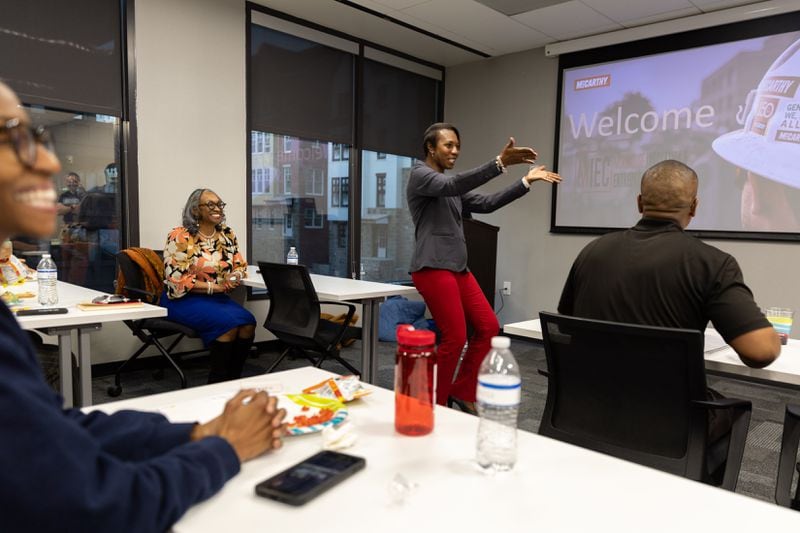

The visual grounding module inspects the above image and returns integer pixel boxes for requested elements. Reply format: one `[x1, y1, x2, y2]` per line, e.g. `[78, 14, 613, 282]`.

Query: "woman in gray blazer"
[407, 122, 561, 413]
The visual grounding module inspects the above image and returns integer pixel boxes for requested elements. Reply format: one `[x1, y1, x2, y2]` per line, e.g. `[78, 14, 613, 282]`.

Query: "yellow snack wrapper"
[302, 375, 371, 402]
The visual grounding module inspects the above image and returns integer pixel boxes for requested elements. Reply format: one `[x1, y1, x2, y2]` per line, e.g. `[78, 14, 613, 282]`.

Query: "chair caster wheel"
[107, 385, 122, 397]
[152, 368, 165, 380]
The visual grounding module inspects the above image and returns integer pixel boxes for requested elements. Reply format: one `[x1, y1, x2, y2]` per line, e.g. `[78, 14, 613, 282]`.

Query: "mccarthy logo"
[574, 75, 611, 91]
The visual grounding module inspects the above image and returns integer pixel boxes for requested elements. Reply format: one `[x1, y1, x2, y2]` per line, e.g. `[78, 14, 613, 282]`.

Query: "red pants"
[411, 269, 499, 404]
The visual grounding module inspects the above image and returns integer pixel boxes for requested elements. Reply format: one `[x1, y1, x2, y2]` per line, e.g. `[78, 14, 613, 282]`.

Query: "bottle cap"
[42, 253, 51, 258]
[397, 325, 435, 347]
[491, 336, 510, 349]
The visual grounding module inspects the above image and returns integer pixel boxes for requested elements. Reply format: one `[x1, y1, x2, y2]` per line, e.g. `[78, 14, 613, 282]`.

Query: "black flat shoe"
[447, 396, 478, 416]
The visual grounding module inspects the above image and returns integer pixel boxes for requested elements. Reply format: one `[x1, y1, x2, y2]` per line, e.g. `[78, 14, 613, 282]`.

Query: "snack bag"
[302, 375, 371, 402]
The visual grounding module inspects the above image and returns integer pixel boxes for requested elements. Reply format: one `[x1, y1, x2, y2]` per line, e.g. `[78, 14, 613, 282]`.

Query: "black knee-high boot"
[227, 336, 254, 380]
[208, 340, 235, 384]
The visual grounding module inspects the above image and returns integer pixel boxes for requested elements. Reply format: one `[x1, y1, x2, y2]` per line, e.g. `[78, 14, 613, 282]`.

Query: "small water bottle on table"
[36, 253, 59, 305]
[476, 336, 521, 472]
[286, 246, 299, 265]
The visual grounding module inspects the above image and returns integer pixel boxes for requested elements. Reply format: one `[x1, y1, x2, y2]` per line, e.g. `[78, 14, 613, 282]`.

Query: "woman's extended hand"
[498, 137, 537, 167]
[524, 165, 562, 185]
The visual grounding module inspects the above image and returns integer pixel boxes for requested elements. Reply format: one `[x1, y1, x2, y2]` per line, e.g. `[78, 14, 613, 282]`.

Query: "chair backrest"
[775, 404, 800, 509]
[258, 261, 320, 340]
[115, 248, 163, 305]
[538, 311, 710, 478]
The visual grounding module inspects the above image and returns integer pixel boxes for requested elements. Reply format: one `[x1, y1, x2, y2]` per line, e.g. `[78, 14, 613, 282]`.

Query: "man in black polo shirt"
[558, 159, 780, 369]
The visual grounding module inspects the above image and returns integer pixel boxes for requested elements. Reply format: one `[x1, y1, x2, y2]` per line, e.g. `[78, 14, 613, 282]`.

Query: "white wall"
[90, 0, 262, 365]
[136, 0, 247, 251]
[445, 47, 800, 333]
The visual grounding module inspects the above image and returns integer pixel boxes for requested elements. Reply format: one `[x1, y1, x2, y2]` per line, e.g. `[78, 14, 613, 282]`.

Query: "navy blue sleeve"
[64, 408, 199, 461]
[0, 306, 241, 533]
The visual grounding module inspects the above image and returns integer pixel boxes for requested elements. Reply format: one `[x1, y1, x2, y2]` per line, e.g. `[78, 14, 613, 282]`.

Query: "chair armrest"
[776, 404, 800, 507]
[693, 397, 752, 491]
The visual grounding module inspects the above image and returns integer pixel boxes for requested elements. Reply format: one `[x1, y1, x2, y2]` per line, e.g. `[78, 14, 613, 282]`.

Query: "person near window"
[162, 188, 256, 383]
[558, 159, 780, 440]
[0, 81, 286, 533]
[407, 122, 561, 413]
[56, 171, 85, 224]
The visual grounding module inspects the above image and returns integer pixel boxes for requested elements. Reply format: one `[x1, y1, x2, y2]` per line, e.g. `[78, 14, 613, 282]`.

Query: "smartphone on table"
[254, 450, 366, 506]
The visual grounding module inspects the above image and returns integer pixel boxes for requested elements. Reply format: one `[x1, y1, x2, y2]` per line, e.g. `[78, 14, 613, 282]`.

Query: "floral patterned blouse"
[163, 225, 248, 299]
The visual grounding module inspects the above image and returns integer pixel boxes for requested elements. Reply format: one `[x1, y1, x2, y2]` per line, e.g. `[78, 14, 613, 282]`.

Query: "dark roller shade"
[250, 25, 354, 144]
[361, 58, 439, 159]
[0, 0, 122, 116]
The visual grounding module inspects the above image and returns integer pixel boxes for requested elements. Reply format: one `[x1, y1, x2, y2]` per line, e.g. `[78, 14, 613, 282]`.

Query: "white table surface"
[504, 318, 800, 388]
[8, 279, 166, 406]
[243, 265, 417, 301]
[243, 265, 417, 382]
[89, 367, 800, 532]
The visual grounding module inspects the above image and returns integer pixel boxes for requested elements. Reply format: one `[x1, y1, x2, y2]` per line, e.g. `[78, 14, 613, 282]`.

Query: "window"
[304, 207, 324, 228]
[248, 15, 440, 280]
[376, 173, 386, 208]
[360, 151, 416, 282]
[305, 168, 324, 196]
[282, 165, 291, 195]
[283, 212, 293, 237]
[340, 177, 349, 208]
[331, 177, 340, 207]
[264, 133, 271, 153]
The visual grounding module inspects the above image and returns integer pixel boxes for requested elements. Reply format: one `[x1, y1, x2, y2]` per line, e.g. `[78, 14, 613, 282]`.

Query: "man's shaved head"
[638, 160, 698, 227]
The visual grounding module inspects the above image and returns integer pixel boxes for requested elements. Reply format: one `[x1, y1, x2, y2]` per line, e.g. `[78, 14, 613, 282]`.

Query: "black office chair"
[106, 249, 201, 397]
[538, 311, 752, 491]
[258, 261, 359, 375]
[775, 405, 800, 509]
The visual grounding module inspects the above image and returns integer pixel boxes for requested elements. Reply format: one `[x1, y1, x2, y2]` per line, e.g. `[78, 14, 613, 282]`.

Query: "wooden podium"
[463, 218, 499, 308]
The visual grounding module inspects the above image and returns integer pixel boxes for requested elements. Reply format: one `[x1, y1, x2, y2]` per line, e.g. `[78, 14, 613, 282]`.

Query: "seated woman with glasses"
[161, 188, 256, 383]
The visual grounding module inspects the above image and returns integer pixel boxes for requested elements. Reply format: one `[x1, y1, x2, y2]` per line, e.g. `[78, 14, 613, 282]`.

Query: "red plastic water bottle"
[395, 325, 436, 436]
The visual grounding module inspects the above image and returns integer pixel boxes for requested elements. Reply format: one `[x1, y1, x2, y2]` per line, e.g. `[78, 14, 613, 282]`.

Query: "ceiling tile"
[620, 7, 702, 27]
[689, 0, 760, 9]
[512, 1, 623, 40]
[474, 0, 572, 16]
[581, 0, 698, 24]
[362, 0, 431, 9]
[400, 0, 554, 54]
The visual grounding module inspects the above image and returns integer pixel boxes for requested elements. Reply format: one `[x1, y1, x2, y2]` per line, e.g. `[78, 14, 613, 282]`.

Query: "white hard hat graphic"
[712, 38, 800, 188]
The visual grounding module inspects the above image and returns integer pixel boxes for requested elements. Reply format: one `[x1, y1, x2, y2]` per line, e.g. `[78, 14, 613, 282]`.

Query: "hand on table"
[193, 389, 287, 462]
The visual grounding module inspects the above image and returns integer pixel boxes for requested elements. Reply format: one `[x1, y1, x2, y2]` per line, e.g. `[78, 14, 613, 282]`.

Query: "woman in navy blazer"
[407, 123, 561, 412]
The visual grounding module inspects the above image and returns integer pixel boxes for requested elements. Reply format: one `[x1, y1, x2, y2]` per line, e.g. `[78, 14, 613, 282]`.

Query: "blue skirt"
[160, 292, 256, 346]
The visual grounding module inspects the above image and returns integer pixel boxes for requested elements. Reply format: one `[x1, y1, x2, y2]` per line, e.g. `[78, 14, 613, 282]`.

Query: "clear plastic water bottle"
[286, 246, 299, 265]
[36, 253, 59, 305]
[476, 336, 521, 472]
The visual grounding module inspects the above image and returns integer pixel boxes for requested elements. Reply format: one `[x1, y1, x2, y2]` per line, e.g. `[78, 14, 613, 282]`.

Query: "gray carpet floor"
[91, 337, 800, 506]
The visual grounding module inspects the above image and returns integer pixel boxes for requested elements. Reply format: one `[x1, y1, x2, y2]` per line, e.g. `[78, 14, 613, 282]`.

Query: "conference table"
[89, 366, 800, 531]
[504, 318, 800, 388]
[243, 265, 418, 383]
[9, 279, 167, 407]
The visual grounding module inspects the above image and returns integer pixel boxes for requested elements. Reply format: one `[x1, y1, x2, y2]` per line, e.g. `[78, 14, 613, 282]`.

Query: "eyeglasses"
[0, 117, 54, 168]
[200, 201, 226, 211]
